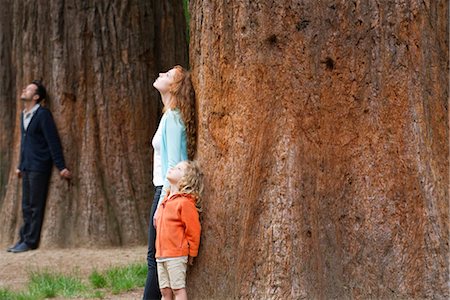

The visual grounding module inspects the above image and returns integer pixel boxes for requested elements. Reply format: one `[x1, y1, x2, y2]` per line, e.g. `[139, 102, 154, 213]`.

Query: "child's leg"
[166, 257, 188, 299]
[161, 288, 173, 300]
[157, 262, 172, 300]
[173, 288, 187, 300]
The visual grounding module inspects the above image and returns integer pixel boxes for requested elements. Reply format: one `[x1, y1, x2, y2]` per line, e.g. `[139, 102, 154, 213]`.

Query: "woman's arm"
[157, 111, 187, 206]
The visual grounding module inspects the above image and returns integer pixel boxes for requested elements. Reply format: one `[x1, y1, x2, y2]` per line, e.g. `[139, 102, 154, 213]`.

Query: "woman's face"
[167, 161, 188, 185]
[153, 68, 177, 93]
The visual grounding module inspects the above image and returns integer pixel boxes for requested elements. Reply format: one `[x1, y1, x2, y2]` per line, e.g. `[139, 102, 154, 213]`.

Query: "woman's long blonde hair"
[165, 65, 196, 159]
[178, 160, 204, 212]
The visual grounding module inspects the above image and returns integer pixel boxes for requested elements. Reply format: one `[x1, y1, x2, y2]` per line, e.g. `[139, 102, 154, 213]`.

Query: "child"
[154, 160, 203, 300]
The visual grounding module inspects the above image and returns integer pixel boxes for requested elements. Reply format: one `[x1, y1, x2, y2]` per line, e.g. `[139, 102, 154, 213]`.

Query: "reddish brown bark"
[0, 0, 14, 206]
[0, 0, 187, 247]
[190, 1, 448, 299]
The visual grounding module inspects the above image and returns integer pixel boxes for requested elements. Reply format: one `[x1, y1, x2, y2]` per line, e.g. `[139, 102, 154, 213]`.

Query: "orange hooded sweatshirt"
[155, 193, 201, 258]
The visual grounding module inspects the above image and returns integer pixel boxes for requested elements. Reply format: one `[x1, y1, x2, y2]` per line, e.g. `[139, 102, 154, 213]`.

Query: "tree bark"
[190, 0, 448, 299]
[0, 0, 187, 248]
[0, 0, 14, 211]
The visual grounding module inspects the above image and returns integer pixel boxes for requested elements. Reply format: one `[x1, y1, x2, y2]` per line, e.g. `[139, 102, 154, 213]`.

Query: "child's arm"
[181, 200, 201, 258]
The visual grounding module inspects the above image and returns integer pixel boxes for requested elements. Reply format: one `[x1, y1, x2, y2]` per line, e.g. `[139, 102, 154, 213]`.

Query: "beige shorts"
[157, 257, 188, 289]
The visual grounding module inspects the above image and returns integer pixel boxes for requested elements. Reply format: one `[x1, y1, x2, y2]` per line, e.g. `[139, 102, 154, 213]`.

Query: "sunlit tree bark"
[190, 1, 448, 298]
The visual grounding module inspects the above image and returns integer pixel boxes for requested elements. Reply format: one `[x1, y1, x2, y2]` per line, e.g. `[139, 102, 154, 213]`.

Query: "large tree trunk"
[0, 0, 14, 212]
[0, 0, 188, 247]
[190, 1, 448, 299]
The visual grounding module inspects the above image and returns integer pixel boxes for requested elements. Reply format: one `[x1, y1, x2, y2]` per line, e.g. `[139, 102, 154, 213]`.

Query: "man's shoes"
[6, 242, 21, 252]
[10, 242, 32, 253]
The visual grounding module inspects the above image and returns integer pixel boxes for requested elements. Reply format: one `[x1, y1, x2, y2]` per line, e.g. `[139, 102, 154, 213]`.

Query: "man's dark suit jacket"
[19, 106, 66, 173]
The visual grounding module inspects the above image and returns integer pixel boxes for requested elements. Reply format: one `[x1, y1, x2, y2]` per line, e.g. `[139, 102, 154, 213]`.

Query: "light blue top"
[158, 109, 188, 206]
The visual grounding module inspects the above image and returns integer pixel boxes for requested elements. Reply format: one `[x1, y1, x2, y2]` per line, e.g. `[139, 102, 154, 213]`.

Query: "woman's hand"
[188, 256, 194, 266]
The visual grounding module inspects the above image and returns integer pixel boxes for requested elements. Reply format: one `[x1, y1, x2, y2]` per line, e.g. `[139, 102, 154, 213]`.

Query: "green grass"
[89, 290, 105, 299]
[89, 270, 107, 289]
[0, 287, 40, 300]
[105, 263, 147, 294]
[0, 263, 147, 300]
[0, 288, 15, 300]
[28, 271, 87, 298]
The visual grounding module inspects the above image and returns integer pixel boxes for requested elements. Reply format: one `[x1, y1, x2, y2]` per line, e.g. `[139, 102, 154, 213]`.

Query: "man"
[7, 80, 71, 253]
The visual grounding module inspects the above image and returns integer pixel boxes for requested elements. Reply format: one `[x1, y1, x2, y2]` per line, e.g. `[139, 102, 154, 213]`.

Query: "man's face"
[20, 84, 38, 102]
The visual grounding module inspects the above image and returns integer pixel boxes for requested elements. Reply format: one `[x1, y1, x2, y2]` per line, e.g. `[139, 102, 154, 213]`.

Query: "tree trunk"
[0, 0, 14, 212]
[190, 1, 448, 299]
[0, 0, 187, 248]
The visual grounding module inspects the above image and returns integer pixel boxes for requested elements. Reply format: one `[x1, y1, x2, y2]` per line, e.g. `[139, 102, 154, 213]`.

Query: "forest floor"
[0, 245, 148, 299]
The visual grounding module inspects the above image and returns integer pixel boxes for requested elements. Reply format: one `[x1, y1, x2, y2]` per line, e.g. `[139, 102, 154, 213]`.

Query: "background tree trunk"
[0, 0, 188, 247]
[190, 0, 448, 299]
[0, 0, 14, 212]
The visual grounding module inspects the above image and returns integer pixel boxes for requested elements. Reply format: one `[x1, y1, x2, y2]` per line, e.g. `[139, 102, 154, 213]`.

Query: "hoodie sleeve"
[180, 199, 201, 257]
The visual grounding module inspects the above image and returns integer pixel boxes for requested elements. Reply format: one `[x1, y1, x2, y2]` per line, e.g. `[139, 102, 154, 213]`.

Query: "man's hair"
[31, 80, 47, 103]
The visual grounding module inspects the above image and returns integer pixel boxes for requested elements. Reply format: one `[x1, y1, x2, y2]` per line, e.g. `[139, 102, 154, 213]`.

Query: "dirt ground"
[0, 245, 148, 299]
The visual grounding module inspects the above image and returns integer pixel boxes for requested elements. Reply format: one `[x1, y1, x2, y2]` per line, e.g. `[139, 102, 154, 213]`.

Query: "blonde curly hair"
[164, 65, 196, 159]
[178, 160, 204, 212]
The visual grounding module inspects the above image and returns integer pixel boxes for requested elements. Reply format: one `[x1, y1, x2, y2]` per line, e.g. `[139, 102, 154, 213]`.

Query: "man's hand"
[188, 256, 195, 266]
[60, 168, 72, 179]
[15, 169, 21, 178]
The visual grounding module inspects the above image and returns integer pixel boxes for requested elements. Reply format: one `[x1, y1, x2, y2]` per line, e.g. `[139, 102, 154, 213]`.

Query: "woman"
[143, 65, 196, 300]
